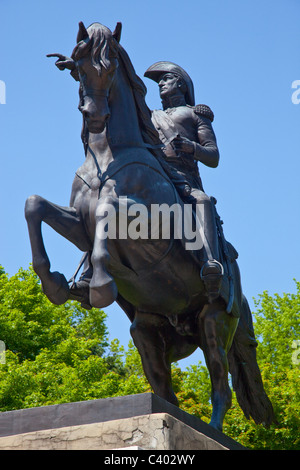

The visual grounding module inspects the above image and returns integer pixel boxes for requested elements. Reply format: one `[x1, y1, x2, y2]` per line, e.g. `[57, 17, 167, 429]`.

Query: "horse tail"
[228, 295, 275, 427]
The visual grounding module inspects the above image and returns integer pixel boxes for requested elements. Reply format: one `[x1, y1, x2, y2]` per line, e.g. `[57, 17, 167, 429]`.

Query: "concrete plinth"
[0, 393, 244, 450]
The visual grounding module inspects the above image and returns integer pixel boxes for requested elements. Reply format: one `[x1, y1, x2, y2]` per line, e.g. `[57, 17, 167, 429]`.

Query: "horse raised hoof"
[41, 271, 70, 305]
[89, 278, 118, 308]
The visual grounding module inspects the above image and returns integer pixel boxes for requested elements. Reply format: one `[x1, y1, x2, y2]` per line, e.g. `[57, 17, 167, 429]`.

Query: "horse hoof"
[89, 279, 118, 308]
[42, 271, 69, 305]
[209, 420, 223, 432]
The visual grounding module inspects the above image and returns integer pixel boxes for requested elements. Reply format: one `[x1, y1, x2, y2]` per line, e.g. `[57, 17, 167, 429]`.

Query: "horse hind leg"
[25, 195, 91, 305]
[130, 311, 178, 406]
[197, 300, 239, 431]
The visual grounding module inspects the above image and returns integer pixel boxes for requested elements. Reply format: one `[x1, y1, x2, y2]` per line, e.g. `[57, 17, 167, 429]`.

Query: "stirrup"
[69, 279, 92, 310]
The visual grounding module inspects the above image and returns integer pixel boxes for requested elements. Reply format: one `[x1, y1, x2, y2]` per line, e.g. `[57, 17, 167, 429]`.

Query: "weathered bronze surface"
[25, 21, 274, 431]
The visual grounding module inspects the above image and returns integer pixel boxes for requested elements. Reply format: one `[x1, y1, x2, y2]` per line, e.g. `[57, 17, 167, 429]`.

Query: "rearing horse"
[25, 21, 274, 431]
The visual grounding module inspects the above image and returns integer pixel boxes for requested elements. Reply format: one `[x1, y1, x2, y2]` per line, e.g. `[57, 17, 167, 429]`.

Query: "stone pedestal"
[0, 393, 244, 450]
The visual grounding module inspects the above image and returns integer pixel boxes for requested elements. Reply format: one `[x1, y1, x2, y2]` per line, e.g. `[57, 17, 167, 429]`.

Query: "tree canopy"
[0, 266, 299, 449]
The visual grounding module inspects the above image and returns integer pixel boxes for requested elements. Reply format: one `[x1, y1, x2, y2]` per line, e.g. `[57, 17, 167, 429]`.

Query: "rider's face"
[158, 73, 182, 99]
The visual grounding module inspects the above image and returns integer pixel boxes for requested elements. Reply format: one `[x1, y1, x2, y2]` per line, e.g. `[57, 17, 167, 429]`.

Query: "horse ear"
[112, 22, 122, 43]
[77, 21, 89, 42]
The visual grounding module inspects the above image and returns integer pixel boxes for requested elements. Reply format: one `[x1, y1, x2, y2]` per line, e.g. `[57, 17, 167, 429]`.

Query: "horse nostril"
[78, 105, 90, 119]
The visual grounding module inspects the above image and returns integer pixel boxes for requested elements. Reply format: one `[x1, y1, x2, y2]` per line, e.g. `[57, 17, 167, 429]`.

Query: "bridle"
[80, 87, 109, 98]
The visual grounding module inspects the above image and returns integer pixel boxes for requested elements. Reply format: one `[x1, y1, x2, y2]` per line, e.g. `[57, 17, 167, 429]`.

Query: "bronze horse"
[25, 21, 274, 431]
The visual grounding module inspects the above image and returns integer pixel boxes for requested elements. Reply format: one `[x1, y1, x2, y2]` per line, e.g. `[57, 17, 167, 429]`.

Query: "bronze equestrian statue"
[25, 21, 274, 432]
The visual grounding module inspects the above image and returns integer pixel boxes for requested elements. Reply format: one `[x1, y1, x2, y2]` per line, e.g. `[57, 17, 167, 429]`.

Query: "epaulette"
[192, 104, 214, 122]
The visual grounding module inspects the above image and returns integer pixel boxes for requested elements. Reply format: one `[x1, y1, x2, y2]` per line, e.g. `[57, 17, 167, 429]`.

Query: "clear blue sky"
[1, 0, 299, 368]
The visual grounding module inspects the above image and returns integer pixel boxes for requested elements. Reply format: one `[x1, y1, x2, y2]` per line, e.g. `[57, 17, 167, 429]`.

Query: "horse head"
[71, 21, 122, 134]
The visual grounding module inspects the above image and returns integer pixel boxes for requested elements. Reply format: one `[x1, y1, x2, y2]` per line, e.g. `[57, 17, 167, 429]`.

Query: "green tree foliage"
[0, 266, 299, 449]
[171, 363, 212, 423]
[222, 283, 300, 449]
[0, 266, 150, 410]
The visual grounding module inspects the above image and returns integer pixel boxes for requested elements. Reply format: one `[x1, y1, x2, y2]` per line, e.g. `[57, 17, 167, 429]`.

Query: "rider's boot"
[69, 254, 93, 309]
[199, 199, 224, 303]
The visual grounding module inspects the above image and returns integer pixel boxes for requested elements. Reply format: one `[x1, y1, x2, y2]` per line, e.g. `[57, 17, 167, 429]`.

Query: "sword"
[210, 197, 234, 314]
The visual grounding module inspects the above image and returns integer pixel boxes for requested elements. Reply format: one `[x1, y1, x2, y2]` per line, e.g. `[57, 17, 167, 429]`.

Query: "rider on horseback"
[64, 57, 224, 305]
[144, 61, 223, 302]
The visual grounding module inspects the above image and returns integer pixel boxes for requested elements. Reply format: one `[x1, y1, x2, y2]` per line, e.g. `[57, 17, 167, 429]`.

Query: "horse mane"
[72, 23, 161, 153]
[117, 43, 161, 149]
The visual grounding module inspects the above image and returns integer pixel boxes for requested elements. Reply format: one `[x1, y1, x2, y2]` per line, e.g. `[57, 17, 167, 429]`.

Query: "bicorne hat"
[144, 61, 195, 106]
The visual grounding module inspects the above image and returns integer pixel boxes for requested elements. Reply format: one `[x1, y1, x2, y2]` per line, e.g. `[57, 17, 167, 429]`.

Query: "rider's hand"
[47, 53, 76, 71]
[172, 136, 195, 155]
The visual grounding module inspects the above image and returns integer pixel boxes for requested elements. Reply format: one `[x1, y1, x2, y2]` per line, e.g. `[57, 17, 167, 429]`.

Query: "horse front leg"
[89, 198, 118, 308]
[197, 301, 239, 432]
[25, 194, 91, 305]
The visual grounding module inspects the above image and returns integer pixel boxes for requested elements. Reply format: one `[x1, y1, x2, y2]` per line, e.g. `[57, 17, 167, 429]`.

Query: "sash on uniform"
[151, 110, 180, 160]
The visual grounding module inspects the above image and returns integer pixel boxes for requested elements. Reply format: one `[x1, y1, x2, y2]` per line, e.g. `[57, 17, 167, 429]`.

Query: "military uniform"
[151, 103, 218, 192]
[145, 61, 223, 301]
